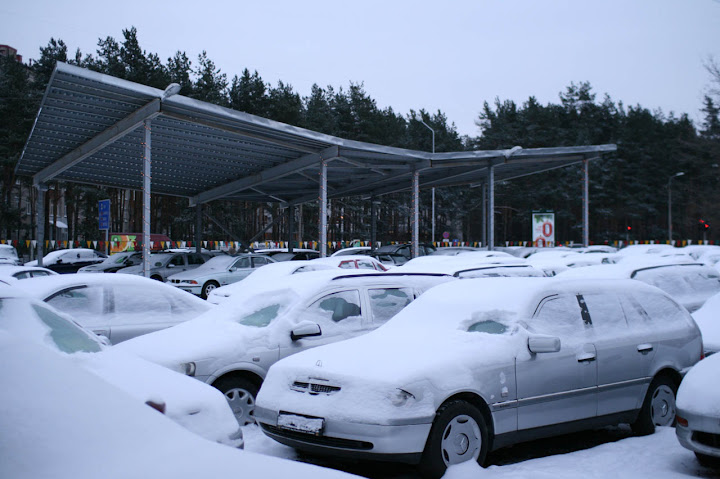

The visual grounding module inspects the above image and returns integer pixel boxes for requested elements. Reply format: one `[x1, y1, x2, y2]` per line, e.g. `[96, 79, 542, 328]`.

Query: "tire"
[695, 452, 720, 468]
[150, 274, 163, 282]
[631, 375, 677, 435]
[419, 401, 490, 479]
[213, 376, 260, 426]
[201, 280, 220, 299]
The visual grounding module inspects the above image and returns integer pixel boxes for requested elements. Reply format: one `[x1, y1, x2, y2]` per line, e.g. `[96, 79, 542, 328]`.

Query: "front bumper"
[254, 405, 432, 463]
[676, 407, 720, 458]
[170, 283, 202, 295]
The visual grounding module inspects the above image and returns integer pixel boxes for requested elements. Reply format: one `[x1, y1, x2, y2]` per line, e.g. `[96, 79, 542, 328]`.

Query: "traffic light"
[627, 226, 632, 232]
[698, 219, 711, 233]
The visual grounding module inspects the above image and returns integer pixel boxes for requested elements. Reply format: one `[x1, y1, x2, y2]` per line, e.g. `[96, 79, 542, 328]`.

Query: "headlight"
[183, 362, 196, 377]
[390, 388, 416, 407]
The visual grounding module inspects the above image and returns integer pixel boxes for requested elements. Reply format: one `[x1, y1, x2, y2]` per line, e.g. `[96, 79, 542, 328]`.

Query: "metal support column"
[412, 169, 420, 258]
[287, 204, 295, 253]
[142, 120, 152, 277]
[371, 197, 378, 251]
[488, 162, 495, 251]
[319, 158, 328, 257]
[583, 159, 589, 247]
[195, 204, 202, 254]
[481, 183, 487, 248]
[431, 187, 436, 245]
[36, 183, 47, 266]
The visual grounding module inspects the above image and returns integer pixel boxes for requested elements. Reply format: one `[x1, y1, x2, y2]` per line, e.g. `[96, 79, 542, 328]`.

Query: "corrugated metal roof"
[17, 62, 616, 205]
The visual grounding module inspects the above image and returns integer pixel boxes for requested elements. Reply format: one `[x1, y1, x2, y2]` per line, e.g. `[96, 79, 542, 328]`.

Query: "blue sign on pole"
[99, 199, 110, 230]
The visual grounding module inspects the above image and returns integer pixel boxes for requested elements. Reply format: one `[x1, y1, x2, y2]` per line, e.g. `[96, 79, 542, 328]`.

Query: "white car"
[119, 270, 451, 426]
[0, 293, 242, 448]
[255, 277, 701, 477]
[12, 274, 211, 343]
[0, 244, 21, 265]
[676, 353, 720, 467]
[168, 254, 276, 298]
[0, 265, 57, 282]
[207, 260, 337, 305]
[0, 332, 355, 479]
[691, 291, 720, 355]
[25, 248, 108, 273]
[311, 255, 388, 272]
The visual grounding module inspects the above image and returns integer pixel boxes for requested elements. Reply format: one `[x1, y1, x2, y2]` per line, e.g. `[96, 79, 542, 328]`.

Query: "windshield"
[99, 253, 133, 265]
[199, 255, 236, 270]
[0, 298, 102, 354]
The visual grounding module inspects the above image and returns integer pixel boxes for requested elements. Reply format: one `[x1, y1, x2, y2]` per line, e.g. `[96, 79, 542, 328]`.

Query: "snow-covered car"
[255, 277, 702, 477]
[676, 354, 720, 467]
[331, 246, 371, 257]
[25, 248, 107, 273]
[117, 251, 211, 282]
[0, 244, 21, 265]
[12, 274, 211, 344]
[254, 248, 320, 261]
[691, 291, 720, 355]
[206, 260, 337, 305]
[0, 332, 355, 479]
[78, 251, 143, 273]
[682, 244, 720, 261]
[558, 261, 720, 312]
[617, 244, 678, 256]
[0, 265, 57, 281]
[0, 294, 242, 448]
[402, 259, 545, 278]
[370, 243, 437, 267]
[429, 247, 480, 256]
[168, 253, 276, 298]
[119, 270, 452, 426]
[311, 255, 388, 272]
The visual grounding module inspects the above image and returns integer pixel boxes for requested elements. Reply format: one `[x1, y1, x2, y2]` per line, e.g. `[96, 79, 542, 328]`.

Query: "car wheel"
[213, 376, 259, 426]
[419, 400, 490, 479]
[201, 280, 220, 299]
[632, 375, 677, 435]
[150, 274, 163, 281]
[695, 452, 720, 468]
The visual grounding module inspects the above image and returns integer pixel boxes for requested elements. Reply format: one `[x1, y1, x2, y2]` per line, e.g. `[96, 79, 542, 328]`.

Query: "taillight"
[676, 415, 688, 427]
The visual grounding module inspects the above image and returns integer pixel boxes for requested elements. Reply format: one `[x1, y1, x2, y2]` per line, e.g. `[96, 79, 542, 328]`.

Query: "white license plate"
[277, 413, 324, 435]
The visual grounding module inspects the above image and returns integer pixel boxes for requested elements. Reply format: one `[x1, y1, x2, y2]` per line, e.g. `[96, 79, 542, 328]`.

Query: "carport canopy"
[17, 62, 616, 270]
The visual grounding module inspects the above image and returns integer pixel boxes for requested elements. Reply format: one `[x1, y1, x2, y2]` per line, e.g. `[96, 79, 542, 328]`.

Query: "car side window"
[531, 294, 587, 337]
[113, 285, 172, 323]
[356, 259, 377, 270]
[338, 260, 356, 269]
[580, 293, 628, 334]
[252, 257, 269, 267]
[233, 257, 251, 269]
[14, 271, 30, 279]
[628, 291, 688, 327]
[187, 254, 205, 265]
[298, 290, 363, 333]
[368, 288, 413, 324]
[169, 255, 185, 267]
[45, 285, 105, 323]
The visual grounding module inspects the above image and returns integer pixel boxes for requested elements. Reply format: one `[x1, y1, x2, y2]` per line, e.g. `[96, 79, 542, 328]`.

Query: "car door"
[366, 287, 414, 328]
[279, 289, 365, 360]
[44, 284, 111, 340]
[516, 293, 598, 430]
[186, 253, 207, 274]
[581, 292, 645, 416]
[164, 254, 187, 278]
[225, 256, 252, 285]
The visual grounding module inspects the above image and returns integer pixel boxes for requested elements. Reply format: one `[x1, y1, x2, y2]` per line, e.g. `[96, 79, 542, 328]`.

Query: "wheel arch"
[211, 369, 264, 391]
[652, 367, 682, 389]
[438, 391, 495, 438]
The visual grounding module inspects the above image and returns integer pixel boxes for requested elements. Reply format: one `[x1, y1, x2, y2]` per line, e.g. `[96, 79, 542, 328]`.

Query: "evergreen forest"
[2, 27, 720, 250]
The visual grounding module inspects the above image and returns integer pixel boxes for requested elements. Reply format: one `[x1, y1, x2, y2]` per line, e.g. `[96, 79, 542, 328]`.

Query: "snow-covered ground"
[241, 423, 714, 478]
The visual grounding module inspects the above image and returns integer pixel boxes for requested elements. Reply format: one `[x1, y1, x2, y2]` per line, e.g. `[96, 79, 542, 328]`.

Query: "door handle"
[637, 343, 653, 353]
[577, 352, 596, 363]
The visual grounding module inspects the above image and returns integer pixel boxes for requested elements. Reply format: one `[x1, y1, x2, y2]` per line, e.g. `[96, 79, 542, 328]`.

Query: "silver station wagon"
[255, 277, 702, 478]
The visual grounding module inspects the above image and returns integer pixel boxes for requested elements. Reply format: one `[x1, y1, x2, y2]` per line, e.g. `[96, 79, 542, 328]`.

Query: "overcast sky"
[2, 0, 719, 138]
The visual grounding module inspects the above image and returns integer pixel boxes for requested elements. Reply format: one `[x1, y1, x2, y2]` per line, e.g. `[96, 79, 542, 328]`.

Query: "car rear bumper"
[676, 407, 720, 458]
[255, 405, 431, 463]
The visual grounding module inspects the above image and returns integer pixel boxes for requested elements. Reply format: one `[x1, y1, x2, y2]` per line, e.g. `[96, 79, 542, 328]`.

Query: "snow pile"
[0, 332, 356, 479]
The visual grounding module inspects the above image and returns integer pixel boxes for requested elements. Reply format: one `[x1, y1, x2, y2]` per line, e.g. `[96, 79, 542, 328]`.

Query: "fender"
[206, 361, 268, 385]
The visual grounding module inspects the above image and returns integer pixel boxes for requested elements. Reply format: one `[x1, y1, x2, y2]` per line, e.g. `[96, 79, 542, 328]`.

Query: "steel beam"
[482, 183, 487, 248]
[195, 204, 202, 254]
[371, 197, 379, 250]
[583, 159, 589, 247]
[287, 204, 295, 253]
[412, 170, 420, 258]
[319, 158, 328, 257]
[33, 99, 161, 185]
[488, 162, 495, 251]
[142, 120, 151, 278]
[36, 184, 47, 266]
[191, 146, 339, 205]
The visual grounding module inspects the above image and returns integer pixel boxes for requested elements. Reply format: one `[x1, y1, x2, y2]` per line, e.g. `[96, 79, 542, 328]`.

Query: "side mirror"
[228, 267, 237, 272]
[291, 321, 322, 341]
[167, 263, 176, 268]
[528, 336, 561, 354]
[97, 334, 111, 346]
[56, 258, 63, 264]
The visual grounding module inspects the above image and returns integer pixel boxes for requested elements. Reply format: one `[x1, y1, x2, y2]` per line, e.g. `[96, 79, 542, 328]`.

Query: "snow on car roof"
[677, 352, 720, 416]
[398, 254, 524, 274]
[556, 259, 706, 280]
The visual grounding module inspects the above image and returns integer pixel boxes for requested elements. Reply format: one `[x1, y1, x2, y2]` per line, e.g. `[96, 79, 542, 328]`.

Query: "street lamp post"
[417, 117, 435, 243]
[668, 172, 685, 243]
